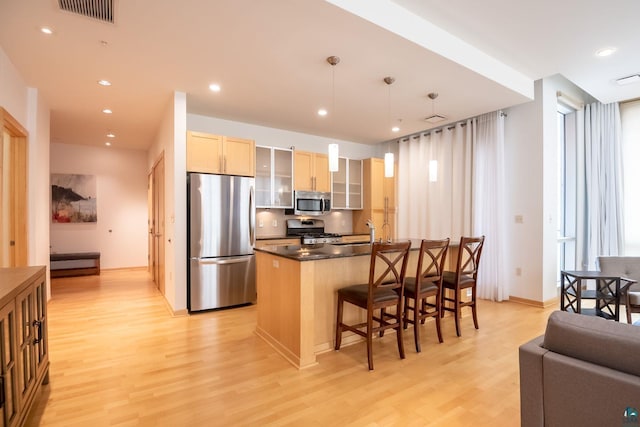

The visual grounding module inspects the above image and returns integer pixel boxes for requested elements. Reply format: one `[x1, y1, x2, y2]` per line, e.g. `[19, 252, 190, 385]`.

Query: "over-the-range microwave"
[285, 191, 331, 216]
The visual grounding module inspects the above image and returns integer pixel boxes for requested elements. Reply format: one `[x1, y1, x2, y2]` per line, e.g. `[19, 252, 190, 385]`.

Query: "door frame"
[0, 107, 28, 267]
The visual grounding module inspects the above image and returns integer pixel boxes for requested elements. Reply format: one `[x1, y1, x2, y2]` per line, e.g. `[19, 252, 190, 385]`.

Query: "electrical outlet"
[272, 219, 278, 227]
[258, 220, 263, 228]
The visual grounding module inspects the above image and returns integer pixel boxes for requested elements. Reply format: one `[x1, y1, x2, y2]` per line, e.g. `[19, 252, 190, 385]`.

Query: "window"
[557, 107, 577, 280]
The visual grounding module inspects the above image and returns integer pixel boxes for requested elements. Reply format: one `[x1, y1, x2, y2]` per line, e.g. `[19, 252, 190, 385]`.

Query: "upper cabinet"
[332, 158, 362, 210]
[186, 131, 255, 177]
[294, 151, 330, 192]
[353, 158, 396, 240]
[256, 146, 293, 208]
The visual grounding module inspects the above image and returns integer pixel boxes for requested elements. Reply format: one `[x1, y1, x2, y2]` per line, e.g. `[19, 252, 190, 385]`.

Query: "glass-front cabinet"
[332, 157, 362, 209]
[256, 146, 293, 208]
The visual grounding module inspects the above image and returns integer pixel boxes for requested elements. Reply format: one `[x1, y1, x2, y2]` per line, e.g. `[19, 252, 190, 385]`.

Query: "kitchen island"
[254, 241, 423, 368]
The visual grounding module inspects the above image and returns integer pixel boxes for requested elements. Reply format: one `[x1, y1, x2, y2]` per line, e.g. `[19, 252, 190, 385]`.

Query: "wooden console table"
[560, 270, 635, 321]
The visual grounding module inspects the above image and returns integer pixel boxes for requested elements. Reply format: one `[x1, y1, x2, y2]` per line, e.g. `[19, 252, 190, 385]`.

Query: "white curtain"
[472, 112, 507, 301]
[397, 111, 508, 301]
[397, 121, 473, 240]
[577, 102, 624, 269]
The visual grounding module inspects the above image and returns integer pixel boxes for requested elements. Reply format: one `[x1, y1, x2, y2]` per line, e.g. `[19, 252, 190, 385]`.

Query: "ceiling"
[0, 0, 639, 151]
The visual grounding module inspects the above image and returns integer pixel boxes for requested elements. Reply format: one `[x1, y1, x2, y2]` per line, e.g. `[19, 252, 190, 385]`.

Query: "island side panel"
[255, 251, 317, 368]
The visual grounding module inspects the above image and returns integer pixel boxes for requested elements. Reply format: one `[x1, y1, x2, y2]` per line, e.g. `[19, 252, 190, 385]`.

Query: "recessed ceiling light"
[106, 132, 115, 138]
[318, 108, 328, 117]
[209, 83, 221, 92]
[102, 109, 112, 114]
[40, 27, 53, 35]
[97, 80, 112, 86]
[596, 47, 617, 57]
[105, 142, 111, 146]
[391, 126, 400, 133]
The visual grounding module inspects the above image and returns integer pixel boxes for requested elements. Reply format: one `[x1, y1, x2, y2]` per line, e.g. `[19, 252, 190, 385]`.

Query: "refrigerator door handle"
[249, 185, 255, 245]
[191, 256, 252, 265]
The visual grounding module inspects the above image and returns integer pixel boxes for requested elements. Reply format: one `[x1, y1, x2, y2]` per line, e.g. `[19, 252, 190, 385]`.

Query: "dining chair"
[402, 238, 449, 352]
[334, 241, 411, 370]
[441, 235, 485, 337]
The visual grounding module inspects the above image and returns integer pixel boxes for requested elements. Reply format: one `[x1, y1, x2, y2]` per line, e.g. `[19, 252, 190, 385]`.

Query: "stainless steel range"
[286, 219, 343, 244]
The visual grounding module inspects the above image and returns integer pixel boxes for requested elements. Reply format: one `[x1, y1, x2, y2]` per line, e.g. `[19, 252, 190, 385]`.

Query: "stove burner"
[286, 218, 342, 244]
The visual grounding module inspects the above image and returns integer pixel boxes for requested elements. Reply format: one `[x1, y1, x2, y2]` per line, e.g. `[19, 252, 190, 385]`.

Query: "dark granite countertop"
[256, 232, 370, 241]
[254, 239, 421, 261]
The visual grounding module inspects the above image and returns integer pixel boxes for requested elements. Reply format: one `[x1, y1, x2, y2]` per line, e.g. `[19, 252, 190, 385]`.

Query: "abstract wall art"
[51, 174, 97, 223]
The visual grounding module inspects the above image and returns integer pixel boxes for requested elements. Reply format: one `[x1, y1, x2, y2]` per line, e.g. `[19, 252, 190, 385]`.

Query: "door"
[189, 174, 254, 258]
[294, 151, 314, 191]
[223, 136, 255, 176]
[150, 155, 165, 295]
[186, 131, 222, 173]
[0, 301, 18, 427]
[189, 255, 256, 310]
[16, 286, 35, 408]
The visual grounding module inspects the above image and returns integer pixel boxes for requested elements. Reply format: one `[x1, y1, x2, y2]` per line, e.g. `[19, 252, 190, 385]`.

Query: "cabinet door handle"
[224, 156, 227, 173]
[33, 320, 43, 344]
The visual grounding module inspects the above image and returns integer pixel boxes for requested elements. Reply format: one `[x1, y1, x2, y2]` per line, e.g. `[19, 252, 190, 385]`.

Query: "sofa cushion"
[543, 311, 640, 377]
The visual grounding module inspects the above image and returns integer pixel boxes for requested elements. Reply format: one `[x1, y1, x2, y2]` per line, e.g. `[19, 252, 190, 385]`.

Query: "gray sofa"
[597, 256, 640, 324]
[519, 311, 640, 427]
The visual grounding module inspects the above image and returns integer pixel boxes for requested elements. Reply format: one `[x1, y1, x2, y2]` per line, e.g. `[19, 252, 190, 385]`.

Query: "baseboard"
[509, 295, 559, 309]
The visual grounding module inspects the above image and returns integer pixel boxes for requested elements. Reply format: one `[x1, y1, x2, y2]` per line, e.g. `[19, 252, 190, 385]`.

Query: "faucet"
[366, 219, 375, 244]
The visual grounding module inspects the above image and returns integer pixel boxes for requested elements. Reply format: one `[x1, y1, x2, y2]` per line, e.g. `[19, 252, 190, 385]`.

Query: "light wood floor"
[26, 269, 556, 427]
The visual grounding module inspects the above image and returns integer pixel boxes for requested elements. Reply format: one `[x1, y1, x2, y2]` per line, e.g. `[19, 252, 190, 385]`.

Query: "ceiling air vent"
[58, 0, 114, 24]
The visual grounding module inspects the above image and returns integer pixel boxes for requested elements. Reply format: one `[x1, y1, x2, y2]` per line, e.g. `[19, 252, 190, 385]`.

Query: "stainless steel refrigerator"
[188, 173, 256, 312]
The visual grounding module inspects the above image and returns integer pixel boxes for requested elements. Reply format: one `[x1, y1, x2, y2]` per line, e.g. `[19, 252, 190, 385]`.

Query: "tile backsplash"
[256, 209, 355, 238]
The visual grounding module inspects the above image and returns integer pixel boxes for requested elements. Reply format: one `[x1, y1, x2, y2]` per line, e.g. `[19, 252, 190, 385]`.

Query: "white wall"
[1, 46, 51, 296]
[147, 92, 187, 313]
[504, 75, 596, 304]
[50, 143, 148, 269]
[503, 81, 545, 302]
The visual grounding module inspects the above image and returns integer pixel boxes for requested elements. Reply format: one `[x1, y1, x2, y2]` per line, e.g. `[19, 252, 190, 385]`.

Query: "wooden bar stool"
[441, 236, 485, 337]
[402, 238, 449, 352]
[334, 241, 411, 370]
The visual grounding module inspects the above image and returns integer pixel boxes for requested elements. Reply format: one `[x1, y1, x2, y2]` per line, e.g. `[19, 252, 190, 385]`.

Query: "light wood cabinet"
[255, 238, 300, 249]
[340, 234, 369, 243]
[256, 146, 293, 208]
[294, 151, 330, 192]
[331, 158, 362, 210]
[0, 266, 48, 427]
[186, 131, 255, 176]
[353, 158, 396, 241]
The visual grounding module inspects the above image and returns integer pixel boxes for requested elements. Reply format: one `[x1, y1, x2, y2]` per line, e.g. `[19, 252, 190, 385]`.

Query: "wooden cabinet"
[340, 234, 370, 243]
[294, 151, 330, 192]
[0, 266, 48, 427]
[255, 238, 300, 249]
[331, 158, 362, 210]
[186, 131, 255, 176]
[256, 146, 293, 208]
[353, 158, 396, 241]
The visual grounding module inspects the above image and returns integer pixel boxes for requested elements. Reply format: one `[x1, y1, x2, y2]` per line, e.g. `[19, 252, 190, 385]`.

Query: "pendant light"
[383, 76, 395, 178]
[425, 92, 446, 123]
[326, 56, 340, 172]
